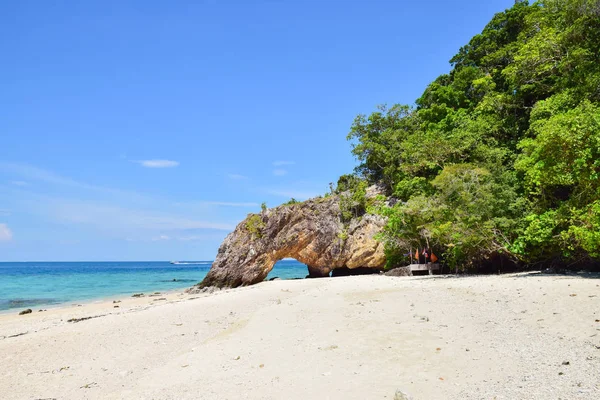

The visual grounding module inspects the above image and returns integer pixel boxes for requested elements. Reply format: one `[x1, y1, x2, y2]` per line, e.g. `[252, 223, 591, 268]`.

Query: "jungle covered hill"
[339, 0, 600, 272]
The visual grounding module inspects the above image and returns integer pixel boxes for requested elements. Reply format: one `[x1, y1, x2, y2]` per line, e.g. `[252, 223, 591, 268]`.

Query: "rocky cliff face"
[192, 190, 387, 289]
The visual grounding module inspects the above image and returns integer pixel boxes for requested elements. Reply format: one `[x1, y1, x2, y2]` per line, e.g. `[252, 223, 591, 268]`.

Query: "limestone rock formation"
[192, 190, 387, 289]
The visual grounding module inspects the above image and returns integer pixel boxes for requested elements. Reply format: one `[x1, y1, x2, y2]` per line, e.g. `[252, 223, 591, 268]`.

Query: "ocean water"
[0, 259, 308, 312]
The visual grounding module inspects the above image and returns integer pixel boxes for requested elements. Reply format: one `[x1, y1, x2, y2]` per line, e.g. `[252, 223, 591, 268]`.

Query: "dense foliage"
[345, 0, 600, 271]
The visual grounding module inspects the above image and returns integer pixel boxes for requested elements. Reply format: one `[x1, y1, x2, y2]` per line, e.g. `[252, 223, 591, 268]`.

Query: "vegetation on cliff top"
[343, 0, 600, 271]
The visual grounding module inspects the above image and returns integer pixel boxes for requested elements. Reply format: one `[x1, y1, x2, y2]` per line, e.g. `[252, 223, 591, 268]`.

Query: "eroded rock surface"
[192, 191, 387, 289]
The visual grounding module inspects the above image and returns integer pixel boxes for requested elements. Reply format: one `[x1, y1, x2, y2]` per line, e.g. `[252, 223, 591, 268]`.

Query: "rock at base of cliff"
[385, 267, 413, 277]
[186, 286, 222, 295]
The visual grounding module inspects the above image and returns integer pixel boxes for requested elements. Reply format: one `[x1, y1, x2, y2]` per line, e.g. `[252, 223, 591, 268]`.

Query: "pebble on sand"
[394, 390, 413, 400]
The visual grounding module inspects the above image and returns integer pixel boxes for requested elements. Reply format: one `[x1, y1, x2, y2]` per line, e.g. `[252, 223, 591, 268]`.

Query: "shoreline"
[1, 273, 599, 399]
[0, 259, 309, 315]
[2, 270, 598, 317]
[3, 270, 598, 318]
[0, 286, 194, 316]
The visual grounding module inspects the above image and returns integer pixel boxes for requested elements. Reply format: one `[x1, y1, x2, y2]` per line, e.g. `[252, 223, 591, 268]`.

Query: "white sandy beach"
[1, 273, 599, 400]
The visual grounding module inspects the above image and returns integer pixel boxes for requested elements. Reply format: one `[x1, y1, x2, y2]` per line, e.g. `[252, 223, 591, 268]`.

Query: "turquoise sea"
[0, 259, 308, 312]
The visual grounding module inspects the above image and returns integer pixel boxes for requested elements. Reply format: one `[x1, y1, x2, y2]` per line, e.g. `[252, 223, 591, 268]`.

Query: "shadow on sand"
[512, 270, 600, 280]
[403, 270, 600, 282]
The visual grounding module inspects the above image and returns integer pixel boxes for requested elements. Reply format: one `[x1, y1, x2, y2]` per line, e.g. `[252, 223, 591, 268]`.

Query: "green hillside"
[343, 0, 600, 271]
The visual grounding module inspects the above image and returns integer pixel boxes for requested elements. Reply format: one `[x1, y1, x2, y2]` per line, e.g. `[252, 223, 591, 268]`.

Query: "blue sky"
[0, 0, 514, 261]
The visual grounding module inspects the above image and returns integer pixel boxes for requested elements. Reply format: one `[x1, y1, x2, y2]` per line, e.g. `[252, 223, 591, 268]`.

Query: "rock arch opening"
[266, 258, 319, 281]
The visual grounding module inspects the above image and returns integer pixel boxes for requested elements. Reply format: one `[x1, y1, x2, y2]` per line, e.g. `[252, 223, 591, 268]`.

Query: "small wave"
[0, 298, 61, 310]
[170, 262, 212, 265]
[159, 279, 198, 283]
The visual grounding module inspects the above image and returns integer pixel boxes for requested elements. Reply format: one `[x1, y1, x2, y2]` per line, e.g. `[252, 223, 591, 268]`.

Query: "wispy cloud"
[152, 235, 170, 241]
[126, 233, 224, 243]
[171, 201, 260, 214]
[177, 233, 225, 242]
[267, 189, 320, 200]
[0, 223, 13, 241]
[136, 159, 179, 168]
[1, 162, 94, 189]
[273, 169, 288, 176]
[46, 200, 235, 232]
[227, 173, 248, 180]
[273, 161, 295, 166]
[10, 180, 28, 186]
[201, 201, 259, 207]
[0, 162, 159, 205]
[0, 209, 11, 217]
[0, 162, 150, 202]
[1, 163, 237, 242]
[177, 235, 204, 242]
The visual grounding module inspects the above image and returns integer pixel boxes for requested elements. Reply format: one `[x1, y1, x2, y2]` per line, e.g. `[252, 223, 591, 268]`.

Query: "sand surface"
[1, 273, 599, 399]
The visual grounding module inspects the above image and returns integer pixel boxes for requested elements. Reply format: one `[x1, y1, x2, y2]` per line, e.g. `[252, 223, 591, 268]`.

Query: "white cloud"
[0, 223, 13, 241]
[136, 159, 179, 168]
[227, 173, 248, 180]
[152, 235, 170, 241]
[10, 180, 28, 186]
[273, 169, 288, 176]
[273, 161, 295, 166]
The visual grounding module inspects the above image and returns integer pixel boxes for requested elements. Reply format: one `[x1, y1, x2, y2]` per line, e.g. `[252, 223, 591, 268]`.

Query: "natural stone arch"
[195, 192, 387, 289]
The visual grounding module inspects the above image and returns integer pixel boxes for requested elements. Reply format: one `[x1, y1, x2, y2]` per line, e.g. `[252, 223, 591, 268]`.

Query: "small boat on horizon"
[169, 261, 211, 265]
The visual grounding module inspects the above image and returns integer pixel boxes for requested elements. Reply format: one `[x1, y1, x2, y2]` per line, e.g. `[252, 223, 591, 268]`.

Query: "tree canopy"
[345, 0, 600, 271]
